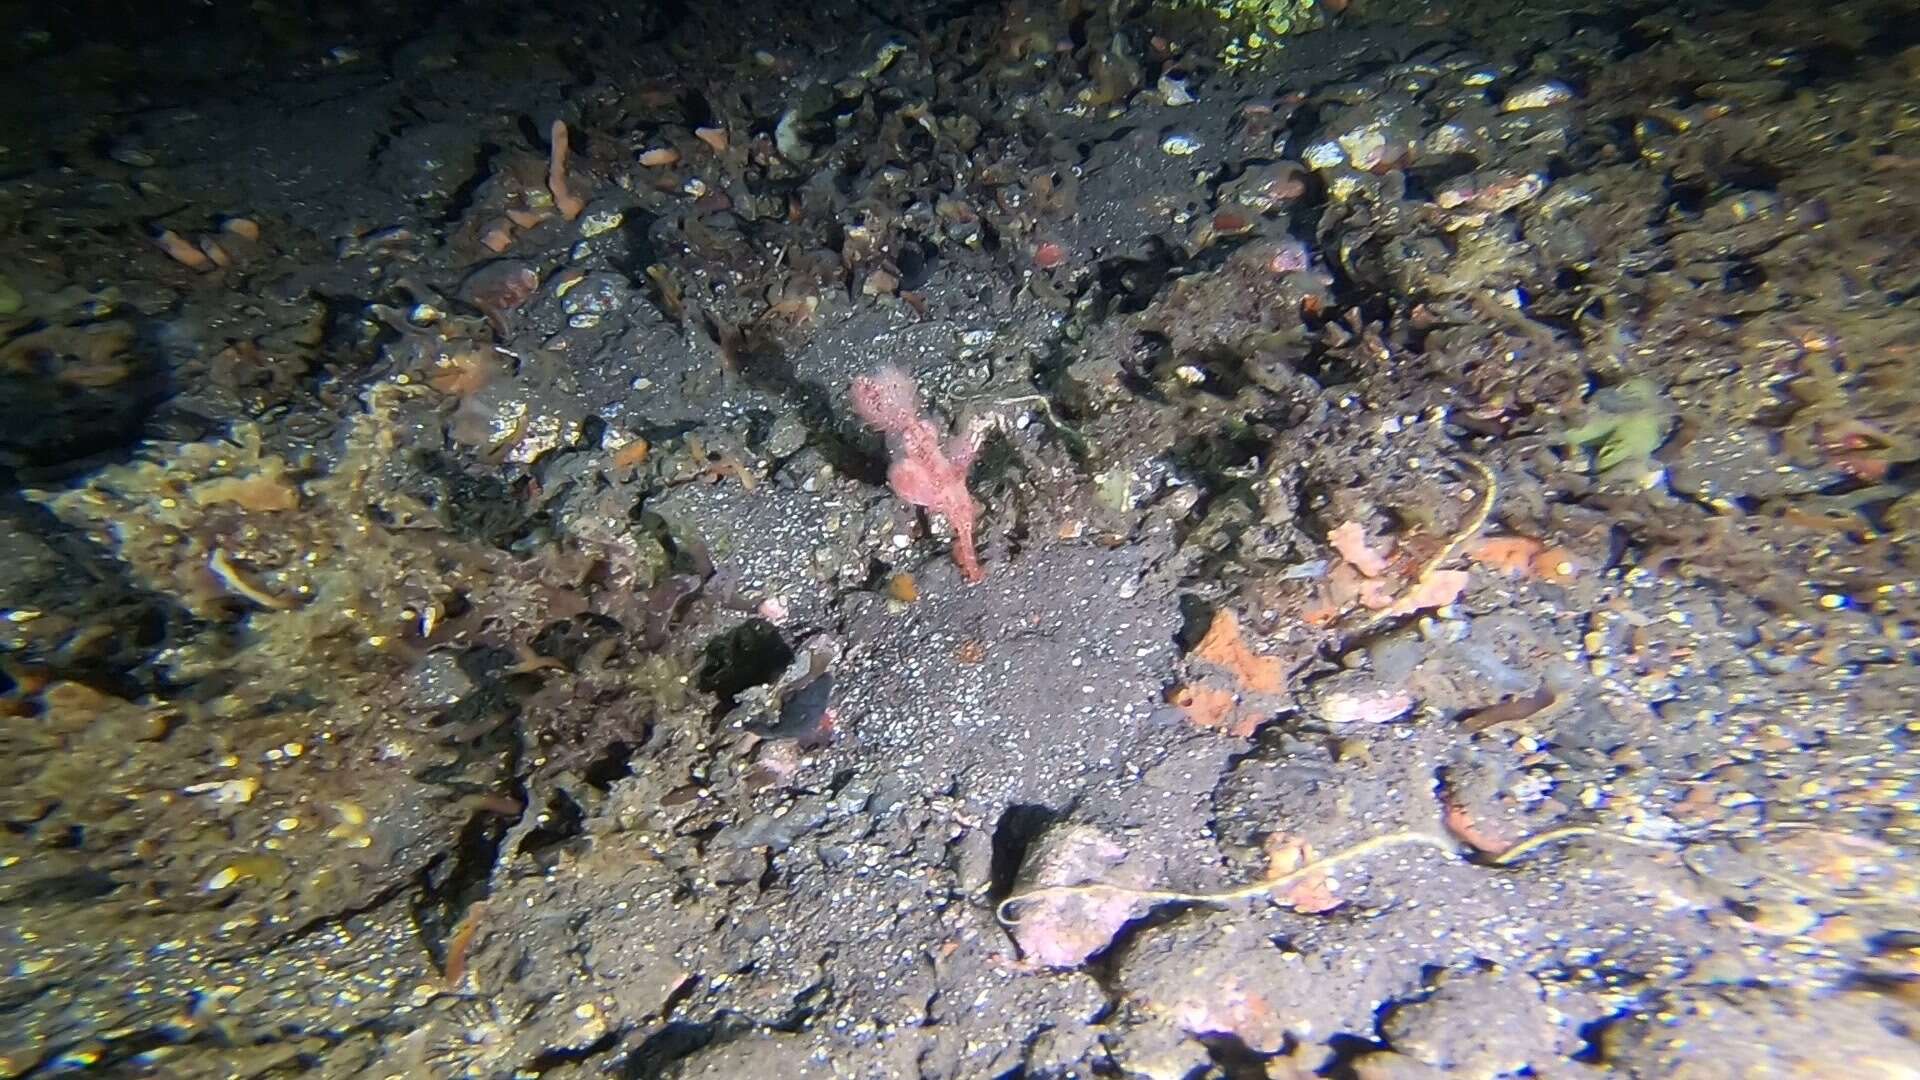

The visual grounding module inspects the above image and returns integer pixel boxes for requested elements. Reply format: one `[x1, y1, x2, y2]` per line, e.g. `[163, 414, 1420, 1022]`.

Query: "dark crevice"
[526, 1028, 622, 1072]
[986, 803, 1056, 903]
[415, 797, 518, 988]
[1572, 1010, 1626, 1064]
[583, 740, 635, 790]
[517, 786, 587, 863]
[696, 619, 794, 705]
[1321, 1031, 1392, 1078]
[621, 1019, 743, 1078]
[1196, 1032, 1273, 1079]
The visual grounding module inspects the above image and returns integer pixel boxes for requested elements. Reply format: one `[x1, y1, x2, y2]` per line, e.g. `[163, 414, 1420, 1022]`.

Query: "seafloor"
[1, 0, 1916, 1076]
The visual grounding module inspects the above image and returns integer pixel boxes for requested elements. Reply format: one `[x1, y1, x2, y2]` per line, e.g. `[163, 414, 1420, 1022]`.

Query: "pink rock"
[1007, 825, 1146, 967]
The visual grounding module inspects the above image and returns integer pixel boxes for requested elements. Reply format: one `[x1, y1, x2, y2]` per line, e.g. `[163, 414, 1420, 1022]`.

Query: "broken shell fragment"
[1434, 170, 1546, 213]
[1159, 132, 1202, 156]
[1315, 685, 1416, 726]
[1301, 140, 1345, 170]
[1223, 161, 1308, 213]
[775, 108, 811, 162]
[1501, 78, 1575, 111]
[579, 208, 624, 238]
[107, 141, 156, 167]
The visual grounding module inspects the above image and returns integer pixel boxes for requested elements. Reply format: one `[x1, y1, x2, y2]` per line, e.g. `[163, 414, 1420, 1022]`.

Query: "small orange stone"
[610, 438, 651, 473]
[479, 219, 516, 253]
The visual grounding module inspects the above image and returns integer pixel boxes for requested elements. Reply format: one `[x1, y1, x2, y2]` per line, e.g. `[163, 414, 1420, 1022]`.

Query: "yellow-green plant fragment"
[1563, 377, 1675, 473]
